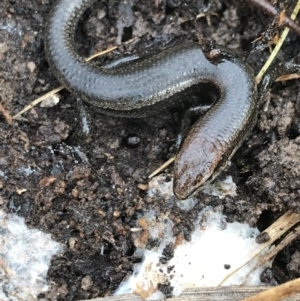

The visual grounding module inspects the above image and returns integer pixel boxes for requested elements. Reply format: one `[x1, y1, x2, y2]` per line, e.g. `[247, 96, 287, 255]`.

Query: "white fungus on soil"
[115, 174, 269, 300]
[0, 209, 63, 301]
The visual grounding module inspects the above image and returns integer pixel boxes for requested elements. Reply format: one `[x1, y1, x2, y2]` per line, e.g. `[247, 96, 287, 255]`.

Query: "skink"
[44, 0, 258, 200]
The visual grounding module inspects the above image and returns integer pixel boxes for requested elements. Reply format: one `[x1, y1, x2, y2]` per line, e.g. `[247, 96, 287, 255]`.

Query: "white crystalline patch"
[0, 210, 63, 301]
[116, 209, 266, 300]
[115, 175, 268, 299]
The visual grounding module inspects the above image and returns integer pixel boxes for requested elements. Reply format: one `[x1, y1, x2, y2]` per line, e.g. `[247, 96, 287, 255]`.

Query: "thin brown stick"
[244, 0, 300, 36]
[242, 277, 300, 301]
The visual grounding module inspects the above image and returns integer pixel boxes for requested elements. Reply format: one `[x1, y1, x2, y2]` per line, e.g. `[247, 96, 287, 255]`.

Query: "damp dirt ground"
[1, 0, 300, 300]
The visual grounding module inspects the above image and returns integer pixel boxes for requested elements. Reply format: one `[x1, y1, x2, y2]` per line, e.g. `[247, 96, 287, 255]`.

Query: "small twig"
[255, 27, 289, 83]
[86, 38, 135, 62]
[241, 277, 300, 301]
[244, 0, 300, 37]
[148, 157, 175, 179]
[13, 85, 64, 120]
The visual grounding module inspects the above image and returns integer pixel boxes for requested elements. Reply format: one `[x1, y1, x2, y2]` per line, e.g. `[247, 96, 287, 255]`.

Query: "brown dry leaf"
[38, 175, 57, 187]
[272, 33, 279, 45]
[276, 73, 300, 82]
[279, 10, 286, 26]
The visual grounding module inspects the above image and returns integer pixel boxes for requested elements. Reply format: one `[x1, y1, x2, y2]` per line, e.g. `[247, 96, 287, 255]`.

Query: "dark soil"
[1, 0, 300, 300]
